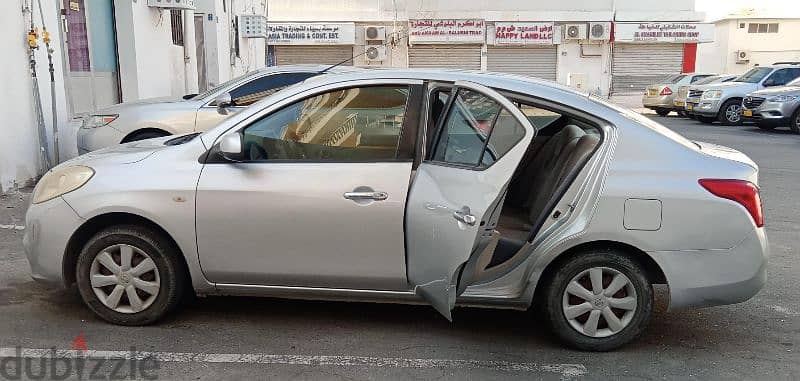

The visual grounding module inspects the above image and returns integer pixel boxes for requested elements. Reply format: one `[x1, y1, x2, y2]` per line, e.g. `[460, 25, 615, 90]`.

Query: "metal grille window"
[171, 10, 184, 46]
[748, 23, 779, 34]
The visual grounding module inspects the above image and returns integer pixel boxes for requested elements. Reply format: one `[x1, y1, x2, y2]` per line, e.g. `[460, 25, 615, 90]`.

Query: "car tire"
[125, 130, 170, 142]
[655, 109, 670, 117]
[790, 108, 800, 134]
[717, 100, 744, 126]
[697, 116, 716, 124]
[76, 225, 186, 326]
[677, 110, 687, 118]
[543, 249, 653, 351]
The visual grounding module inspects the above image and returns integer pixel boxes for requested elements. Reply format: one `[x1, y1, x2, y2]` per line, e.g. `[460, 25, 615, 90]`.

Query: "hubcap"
[562, 267, 638, 338]
[726, 104, 742, 123]
[89, 244, 160, 314]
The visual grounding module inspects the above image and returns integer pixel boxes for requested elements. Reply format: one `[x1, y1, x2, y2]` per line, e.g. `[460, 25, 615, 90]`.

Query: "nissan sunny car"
[24, 70, 768, 351]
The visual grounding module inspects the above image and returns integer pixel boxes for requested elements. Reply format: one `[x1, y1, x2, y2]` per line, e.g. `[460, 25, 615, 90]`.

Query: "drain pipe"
[36, 0, 58, 164]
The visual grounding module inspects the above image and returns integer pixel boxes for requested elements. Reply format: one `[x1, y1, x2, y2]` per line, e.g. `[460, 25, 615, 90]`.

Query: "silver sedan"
[24, 69, 768, 351]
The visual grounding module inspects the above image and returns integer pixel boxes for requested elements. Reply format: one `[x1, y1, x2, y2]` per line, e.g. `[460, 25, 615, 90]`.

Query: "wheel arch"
[62, 212, 191, 287]
[120, 127, 172, 143]
[531, 240, 667, 306]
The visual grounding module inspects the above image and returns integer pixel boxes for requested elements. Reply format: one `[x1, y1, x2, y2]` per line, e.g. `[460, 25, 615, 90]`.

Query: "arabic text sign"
[494, 22, 554, 45]
[615, 23, 714, 43]
[267, 23, 355, 45]
[408, 19, 485, 44]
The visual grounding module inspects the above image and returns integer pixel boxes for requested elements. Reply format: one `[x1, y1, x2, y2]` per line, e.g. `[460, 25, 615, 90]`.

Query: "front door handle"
[453, 206, 477, 226]
[343, 191, 388, 201]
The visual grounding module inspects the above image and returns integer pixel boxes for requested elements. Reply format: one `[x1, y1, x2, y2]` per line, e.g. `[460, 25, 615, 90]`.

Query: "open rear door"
[406, 81, 536, 320]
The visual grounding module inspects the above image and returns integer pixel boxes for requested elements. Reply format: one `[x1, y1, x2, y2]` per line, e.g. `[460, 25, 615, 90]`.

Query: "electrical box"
[147, 0, 196, 10]
[568, 73, 587, 91]
[239, 15, 268, 38]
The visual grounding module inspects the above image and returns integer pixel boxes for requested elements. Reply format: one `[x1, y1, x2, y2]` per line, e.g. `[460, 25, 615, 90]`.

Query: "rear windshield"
[663, 74, 686, 83]
[735, 67, 772, 83]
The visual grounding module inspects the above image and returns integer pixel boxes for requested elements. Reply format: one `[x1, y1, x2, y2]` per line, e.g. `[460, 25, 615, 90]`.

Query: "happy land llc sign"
[494, 22, 554, 45]
[267, 23, 356, 45]
[408, 19, 485, 44]
[615, 23, 714, 43]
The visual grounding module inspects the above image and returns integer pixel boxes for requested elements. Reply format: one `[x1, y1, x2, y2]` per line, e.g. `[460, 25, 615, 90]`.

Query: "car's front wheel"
[543, 250, 653, 351]
[718, 100, 744, 125]
[76, 225, 186, 325]
[791, 108, 800, 134]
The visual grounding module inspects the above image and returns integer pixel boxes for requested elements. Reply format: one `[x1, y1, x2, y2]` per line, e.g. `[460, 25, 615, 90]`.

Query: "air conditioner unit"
[238, 15, 267, 38]
[589, 22, 611, 41]
[564, 24, 587, 41]
[736, 50, 752, 63]
[147, 0, 196, 10]
[365, 45, 388, 62]
[365, 26, 387, 41]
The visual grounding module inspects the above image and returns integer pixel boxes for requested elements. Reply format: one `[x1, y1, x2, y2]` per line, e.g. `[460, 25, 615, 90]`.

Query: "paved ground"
[1, 115, 798, 380]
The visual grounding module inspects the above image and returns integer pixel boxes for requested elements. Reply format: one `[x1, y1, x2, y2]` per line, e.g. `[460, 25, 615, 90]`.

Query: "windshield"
[694, 75, 723, 85]
[192, 72, 258, 100]
[663, 74, 686, 83]
[735, 67, 772, 83]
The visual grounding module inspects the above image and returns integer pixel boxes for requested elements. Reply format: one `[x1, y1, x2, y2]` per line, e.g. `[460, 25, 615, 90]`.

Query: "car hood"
[695, 81, 756, 92]
[750, 86, 800, 97]
[63, 136, 174, 166]
[695, 141, 757, 170]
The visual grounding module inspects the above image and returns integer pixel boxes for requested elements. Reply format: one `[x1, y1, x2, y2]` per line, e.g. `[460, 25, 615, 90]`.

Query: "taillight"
[699, 179, 764, 227]
[660, 87, 673, 96]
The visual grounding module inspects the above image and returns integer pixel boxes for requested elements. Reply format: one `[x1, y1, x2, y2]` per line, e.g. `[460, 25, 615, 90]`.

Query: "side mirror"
[219, 133, 243, 161]
[213, 93, 233, 114]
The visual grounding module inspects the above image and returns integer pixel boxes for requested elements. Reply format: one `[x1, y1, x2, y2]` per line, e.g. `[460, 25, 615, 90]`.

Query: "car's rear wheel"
[697, 116, 716, 124]
[676, 110, 687, 118]
[791, 108, 800, 134]
[655, 109, 670, 117]
[718, 100, 744, 125]
[543, 250, 653, 351]
[76, 225, 186, 325]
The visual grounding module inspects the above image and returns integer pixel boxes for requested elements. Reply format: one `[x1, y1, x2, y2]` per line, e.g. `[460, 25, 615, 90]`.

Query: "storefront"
[487, 22, 557, 80]
[266, 22, 356, 66]
[612, 22, 714, 94]
[407, 19, 484, 70]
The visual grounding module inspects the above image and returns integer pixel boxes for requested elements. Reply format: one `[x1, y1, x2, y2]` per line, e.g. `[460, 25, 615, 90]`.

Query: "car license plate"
[675, 101, 684, 107]
[743, 109, 753, 117]
[648, 89, 658, 96]
[686, 104, 694, 111]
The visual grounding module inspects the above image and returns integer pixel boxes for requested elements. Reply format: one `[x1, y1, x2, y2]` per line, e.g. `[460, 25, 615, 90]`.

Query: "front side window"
[240, 85, 410, 161]
[432, 89, 525, 168]
[229, 72, 318, 106]
[765, 68, 800, 87]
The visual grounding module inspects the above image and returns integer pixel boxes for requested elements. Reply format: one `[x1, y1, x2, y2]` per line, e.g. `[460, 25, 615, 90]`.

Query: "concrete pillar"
[183, 9, 199, 94]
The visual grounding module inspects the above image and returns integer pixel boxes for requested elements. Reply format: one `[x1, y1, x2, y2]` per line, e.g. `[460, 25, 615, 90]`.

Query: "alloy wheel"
[89, 244, 161, 314]
[561, 267, 638, 338]
[725, 104, 742, 123]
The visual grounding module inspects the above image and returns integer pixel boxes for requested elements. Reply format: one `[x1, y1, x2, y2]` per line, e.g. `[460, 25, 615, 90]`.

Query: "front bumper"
[76, 126, 126, 155]
[693, 99, 722, 117]
[23, 196, 84, 287]
[742, 100, 798, 124]
[642, 94, 676, 109]
[650, 227, 768, 310]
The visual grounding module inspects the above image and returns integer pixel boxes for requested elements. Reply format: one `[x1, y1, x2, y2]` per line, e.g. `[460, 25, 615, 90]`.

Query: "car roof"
[253, 64, 362, 74]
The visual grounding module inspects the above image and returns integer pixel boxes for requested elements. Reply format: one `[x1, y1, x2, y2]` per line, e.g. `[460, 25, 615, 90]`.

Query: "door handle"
[343, 191, 388, 201]
[452, 206, 477, 226]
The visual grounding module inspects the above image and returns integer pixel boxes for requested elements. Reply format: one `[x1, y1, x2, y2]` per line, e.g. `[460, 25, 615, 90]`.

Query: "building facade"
[697, 10, 800, 75]
[0, 0, 266, 192]
[264, 0, 711, 97]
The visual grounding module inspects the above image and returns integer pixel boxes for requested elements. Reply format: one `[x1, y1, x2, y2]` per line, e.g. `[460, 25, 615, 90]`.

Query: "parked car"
[676, 75, 738, 117]
[25, 69, 767, 351]
[76, 65, 357, 154]
[742, 77, 800, 132]
[642, 73, 715, 116]
[693, 64, 800, 125]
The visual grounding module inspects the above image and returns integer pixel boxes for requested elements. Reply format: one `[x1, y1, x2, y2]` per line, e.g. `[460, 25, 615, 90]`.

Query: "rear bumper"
[77, 126, 125, 155]
[650, 227, 768, 310]
[643, 95, 676, 109]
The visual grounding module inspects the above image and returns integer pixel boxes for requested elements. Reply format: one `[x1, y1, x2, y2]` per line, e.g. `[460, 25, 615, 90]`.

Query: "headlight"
[32, 166, 95, 204]
[767, 95, 797, 103]
[81, 114, 118, 129]
[702, 90, 723, 100]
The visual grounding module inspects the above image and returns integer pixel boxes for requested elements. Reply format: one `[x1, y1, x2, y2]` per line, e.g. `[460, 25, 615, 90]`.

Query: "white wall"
[556, 42, 612, 95]
[0, 0, 70, 192]
[698, 18, 800, 75]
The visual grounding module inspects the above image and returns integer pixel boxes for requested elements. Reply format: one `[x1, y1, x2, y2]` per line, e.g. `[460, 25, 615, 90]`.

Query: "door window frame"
[203, 79, 425, 164]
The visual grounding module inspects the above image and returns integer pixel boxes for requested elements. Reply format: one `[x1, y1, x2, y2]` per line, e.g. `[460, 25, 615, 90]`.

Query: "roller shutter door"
[487, 46, 557, 81]
[408, 45, 481, 70]
[274, 46, 354, 66]
[612, 43, 683, 94]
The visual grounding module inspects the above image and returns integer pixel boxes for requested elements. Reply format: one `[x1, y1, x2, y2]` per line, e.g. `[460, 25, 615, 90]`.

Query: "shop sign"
[493, 22, 554, 45]
[267, 23, 356, 45]
[614, 23, 714, 43]
[408, 19, 485, 44]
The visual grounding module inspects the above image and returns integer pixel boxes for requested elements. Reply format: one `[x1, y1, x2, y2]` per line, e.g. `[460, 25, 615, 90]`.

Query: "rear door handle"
[343, 191, 388, 201]
[452, 206, 477, 226]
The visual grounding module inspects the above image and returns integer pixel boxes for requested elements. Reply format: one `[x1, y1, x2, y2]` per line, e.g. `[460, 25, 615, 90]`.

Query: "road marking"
[0, 224, 25, 230]
[0, 347, 587, 380]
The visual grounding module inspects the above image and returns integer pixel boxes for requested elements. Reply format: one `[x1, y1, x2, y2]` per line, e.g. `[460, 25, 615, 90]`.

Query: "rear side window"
[432, 89, 525, 168]
[230, 72, 317, 106]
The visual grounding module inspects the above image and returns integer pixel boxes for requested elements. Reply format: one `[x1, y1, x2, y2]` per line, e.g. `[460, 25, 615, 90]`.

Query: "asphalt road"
[0, 115, 798, 380]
